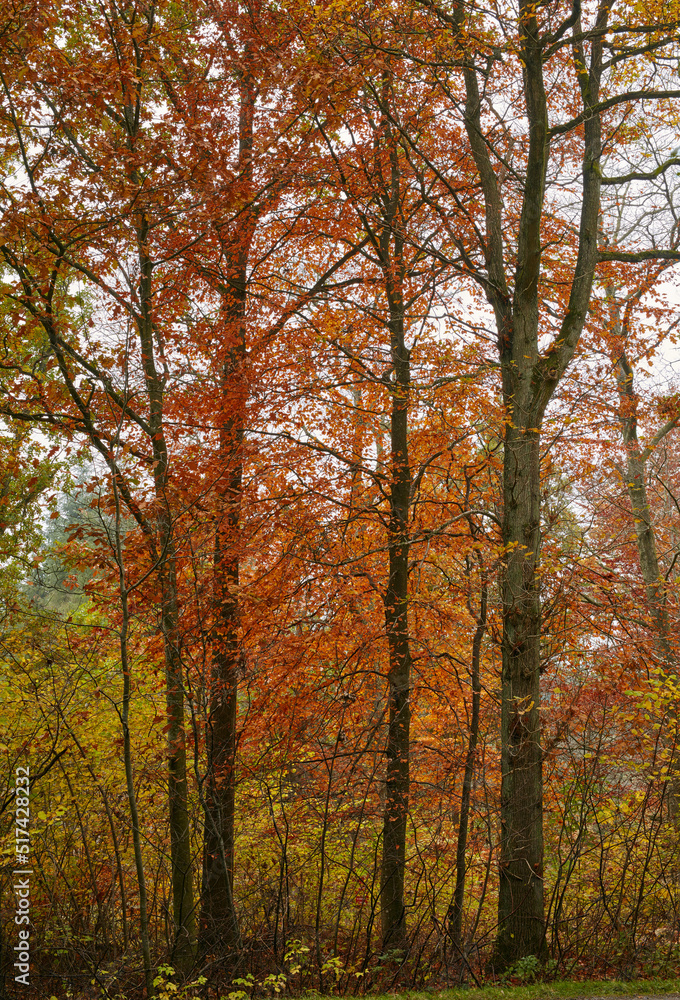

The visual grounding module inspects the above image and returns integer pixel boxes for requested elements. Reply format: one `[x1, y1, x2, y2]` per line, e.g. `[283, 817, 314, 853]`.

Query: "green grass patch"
[356, 980, 680, 1000]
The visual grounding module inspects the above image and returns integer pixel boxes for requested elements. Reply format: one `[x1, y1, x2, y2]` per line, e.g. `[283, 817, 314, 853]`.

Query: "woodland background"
[1, 0, 680, 996]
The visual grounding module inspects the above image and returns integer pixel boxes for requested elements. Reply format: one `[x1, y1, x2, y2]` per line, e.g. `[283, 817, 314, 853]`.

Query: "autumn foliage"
[1, 0, 680, 996]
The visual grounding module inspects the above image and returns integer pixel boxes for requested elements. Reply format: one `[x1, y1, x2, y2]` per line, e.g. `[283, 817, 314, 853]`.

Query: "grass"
[356, 980, 680, 1000]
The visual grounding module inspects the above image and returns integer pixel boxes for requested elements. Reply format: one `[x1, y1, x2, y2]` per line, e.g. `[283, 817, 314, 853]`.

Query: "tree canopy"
[1, 0, 680, 995]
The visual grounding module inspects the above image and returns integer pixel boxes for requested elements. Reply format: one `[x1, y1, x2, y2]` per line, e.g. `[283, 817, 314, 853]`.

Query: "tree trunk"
[162, 552, 197, 971]
[199, 59, 254, 960]
[199, 281, 245, 957]
[449, 0, 607, 963]
[137, 228, 197, 970]
[112, 476, 154, 998]
[380, 259, 412, 952]
[495, 419, 545, 964]
[611, 336, 679, 816]
[448, 566, 486, 950]
[613, 345, 674, 666]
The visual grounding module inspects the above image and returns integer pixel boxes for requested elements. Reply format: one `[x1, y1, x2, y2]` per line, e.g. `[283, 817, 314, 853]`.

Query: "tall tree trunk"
[380, 249, 412, 952]
[199, 278, 245, 957]
[454, 0, 551, 957]
[449, 0, 607, 963]
[119, 16, 198, 962]
[199, 58, 254, 959]
[137, 216, 196, 970]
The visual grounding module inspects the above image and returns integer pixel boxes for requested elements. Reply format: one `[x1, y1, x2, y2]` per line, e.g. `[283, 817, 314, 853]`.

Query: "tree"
[607, 277, 678, 671]
[398, 0, 680, 963]
[160, 5, 375, 953]
[275, 38, 450, 945]
[0, 0, 202, 964]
